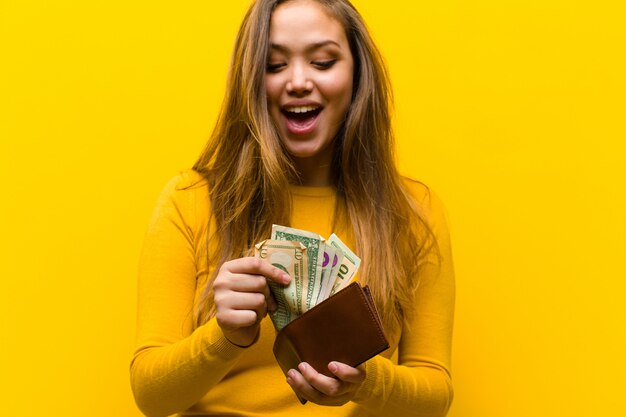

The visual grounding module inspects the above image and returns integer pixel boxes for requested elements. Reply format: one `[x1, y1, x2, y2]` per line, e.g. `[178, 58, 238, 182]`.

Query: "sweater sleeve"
[352, 187, 456, 417]
[130, 173, 245, 417]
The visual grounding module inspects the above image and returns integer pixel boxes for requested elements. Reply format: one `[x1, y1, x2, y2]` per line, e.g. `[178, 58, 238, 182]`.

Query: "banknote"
[272, 225, 324, 312]
[316, 244, 343, 304]
[254, 239, 307, 330]
[327, 233, 361, 295]
[255, 228, 360, 328]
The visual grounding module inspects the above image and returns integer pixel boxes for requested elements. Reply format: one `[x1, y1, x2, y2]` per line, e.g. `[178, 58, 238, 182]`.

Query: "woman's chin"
[281, 136, 334, 160]
[285, 145, 332, 162]
[280, 140, 316, 158]
[288, 149, 319, 160]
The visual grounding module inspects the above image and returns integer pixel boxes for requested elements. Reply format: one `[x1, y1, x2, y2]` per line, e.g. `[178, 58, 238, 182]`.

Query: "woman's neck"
[291, 154, 333, 187]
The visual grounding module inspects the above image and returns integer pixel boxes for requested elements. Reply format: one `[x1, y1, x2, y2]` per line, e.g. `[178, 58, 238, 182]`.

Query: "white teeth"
[284, 105, 319, 113]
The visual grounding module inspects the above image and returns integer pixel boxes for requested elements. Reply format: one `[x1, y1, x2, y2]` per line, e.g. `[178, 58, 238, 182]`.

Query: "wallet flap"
[273, 328, 302, 380]
[273, 282, 389, 381]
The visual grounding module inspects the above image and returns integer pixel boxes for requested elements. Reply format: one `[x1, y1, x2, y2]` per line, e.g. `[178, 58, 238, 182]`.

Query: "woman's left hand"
[286, 361, 366, 406]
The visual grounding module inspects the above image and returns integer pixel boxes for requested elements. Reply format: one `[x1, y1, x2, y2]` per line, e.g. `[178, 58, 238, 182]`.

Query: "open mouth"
[282, 105, 323, 125]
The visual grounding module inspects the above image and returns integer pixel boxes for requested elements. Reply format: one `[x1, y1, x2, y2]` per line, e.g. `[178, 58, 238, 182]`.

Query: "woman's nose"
[286, 64, 313, 95]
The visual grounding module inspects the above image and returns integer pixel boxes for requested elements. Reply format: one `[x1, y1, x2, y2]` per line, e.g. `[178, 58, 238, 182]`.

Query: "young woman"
[130, 1, 455, 416]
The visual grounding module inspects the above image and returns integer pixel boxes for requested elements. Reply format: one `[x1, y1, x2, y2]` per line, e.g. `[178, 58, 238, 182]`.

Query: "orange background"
[1, 1, 624, 415]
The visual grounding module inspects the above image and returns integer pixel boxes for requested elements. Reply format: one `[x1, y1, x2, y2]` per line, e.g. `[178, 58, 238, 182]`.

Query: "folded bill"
[254, 239, 307, 330]
[272, 225, 324, 312]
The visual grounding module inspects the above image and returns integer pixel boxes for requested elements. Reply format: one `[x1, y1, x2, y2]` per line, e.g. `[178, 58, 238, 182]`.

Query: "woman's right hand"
[213, 257, 291, 347]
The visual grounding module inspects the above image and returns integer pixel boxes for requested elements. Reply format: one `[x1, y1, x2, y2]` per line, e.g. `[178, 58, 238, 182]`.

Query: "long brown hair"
[193, 0, 436, 332]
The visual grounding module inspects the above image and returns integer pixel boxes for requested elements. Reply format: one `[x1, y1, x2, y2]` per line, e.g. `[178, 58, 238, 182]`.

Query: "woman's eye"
[313, 59, 337, 69]
[266, 63, 285, 73]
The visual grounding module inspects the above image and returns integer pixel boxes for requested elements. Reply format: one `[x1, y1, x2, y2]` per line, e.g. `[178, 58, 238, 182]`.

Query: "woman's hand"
[213, 257, 291, 347]
[286, 361, 366, 406]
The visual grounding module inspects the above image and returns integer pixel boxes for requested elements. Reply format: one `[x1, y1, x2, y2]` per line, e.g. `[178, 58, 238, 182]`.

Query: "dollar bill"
[328, 233, 361, 295]
[316, 243, 333, 304]
[319, 246, 344, 302]
[254, 239, 307, 330]
[316, 244, 341, 304]
[272, 225, 324, 312]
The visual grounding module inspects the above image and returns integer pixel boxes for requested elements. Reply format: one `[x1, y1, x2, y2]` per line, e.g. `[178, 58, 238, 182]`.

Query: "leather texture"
[273, 282, 390, 403]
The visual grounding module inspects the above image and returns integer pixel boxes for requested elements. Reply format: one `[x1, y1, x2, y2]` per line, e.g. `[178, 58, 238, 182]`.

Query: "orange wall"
[1, 1, 624, 416]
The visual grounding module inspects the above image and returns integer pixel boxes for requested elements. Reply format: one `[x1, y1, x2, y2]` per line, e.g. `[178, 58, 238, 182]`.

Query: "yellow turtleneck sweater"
[130, 170, 455, 417]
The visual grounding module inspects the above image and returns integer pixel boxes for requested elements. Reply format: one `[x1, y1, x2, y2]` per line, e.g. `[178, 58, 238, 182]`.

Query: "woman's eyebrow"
[269, 40, 342, 54]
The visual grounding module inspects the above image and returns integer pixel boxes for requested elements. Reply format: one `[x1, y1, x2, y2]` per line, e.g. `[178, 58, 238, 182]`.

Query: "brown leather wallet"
[273, 282, 390, 404]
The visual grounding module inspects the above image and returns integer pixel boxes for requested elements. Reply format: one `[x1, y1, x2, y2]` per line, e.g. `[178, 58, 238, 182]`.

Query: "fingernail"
[298, 362, 307, 372]
[329, 362, 338, 373]
[282, 273, 291, 284]
[288, 369, 296, 378]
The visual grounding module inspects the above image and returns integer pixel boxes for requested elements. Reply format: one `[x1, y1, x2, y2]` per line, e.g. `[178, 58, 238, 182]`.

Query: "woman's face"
[265, 0, 354, 167]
